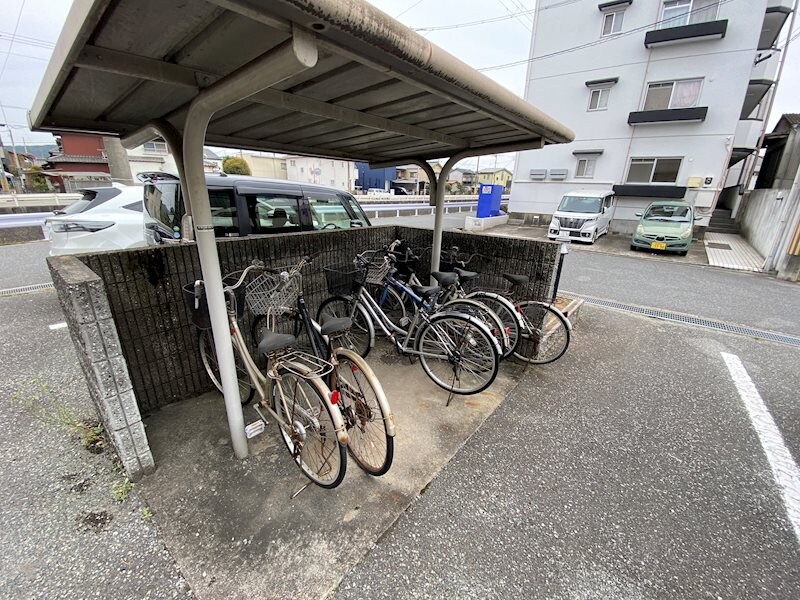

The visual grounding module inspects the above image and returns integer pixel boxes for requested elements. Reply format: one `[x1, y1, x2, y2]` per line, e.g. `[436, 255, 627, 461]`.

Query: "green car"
[630, 200, 698, 256]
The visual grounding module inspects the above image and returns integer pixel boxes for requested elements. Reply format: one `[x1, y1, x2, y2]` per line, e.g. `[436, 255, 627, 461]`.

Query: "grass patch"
[141, 506, 153, 521]
[9, 379, 105, 453]
[111, 478, 133, 502]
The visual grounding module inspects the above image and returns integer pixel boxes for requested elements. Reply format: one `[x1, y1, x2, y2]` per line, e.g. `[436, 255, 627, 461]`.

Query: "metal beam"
[75, 45, 209, 88]
[246, 88, 467, 146]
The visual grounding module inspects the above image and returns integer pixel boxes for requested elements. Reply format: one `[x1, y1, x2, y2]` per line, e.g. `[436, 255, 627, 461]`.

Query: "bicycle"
[184, 262, 348, 488]
[317, 256, 501, 400]
[439, 246, 572, 365]
[248, 257, 395, 476]
[361, 245, 512, 358]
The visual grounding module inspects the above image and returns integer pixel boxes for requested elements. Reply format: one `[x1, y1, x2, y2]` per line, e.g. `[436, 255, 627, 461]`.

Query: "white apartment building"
[126, 139, 222, 177]
[510, 0, 792, 234]
[285, 155, 358, 191]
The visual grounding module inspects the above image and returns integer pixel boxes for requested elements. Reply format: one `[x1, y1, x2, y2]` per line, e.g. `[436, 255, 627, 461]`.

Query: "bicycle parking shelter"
[30, 0, 574, 458]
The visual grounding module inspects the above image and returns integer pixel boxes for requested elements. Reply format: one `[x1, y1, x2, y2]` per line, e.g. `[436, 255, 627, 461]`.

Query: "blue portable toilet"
[476, 184, 503, 218]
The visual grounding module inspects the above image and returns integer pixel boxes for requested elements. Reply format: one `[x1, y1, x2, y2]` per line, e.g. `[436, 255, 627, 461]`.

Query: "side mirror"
[694, 216, 703, 221]
[635, 212, 643, 217]
[152, 229, 164, 245]
[350, 219, 363, 228]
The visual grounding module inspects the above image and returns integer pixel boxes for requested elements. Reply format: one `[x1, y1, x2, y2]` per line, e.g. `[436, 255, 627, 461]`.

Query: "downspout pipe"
[182, 27, 318, 459]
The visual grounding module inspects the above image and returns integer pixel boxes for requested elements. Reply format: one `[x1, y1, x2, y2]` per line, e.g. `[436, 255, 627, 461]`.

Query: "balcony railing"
[644, 20, 727, 48]
[628, 107, 709, 125]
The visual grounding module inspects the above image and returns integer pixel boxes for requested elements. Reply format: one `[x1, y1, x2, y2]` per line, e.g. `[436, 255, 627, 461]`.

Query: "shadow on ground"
[138, 341, 524, 599]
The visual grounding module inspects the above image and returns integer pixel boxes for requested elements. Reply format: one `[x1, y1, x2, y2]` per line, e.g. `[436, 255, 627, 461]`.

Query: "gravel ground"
[0, 290, 192, 599]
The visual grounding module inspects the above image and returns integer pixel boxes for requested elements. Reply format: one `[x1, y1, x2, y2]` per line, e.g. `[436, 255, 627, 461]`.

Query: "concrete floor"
[138, 342, 525, 599]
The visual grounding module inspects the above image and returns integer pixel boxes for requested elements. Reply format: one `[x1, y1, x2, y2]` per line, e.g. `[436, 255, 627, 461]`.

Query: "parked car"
[142, 172, 372, 244]
[44, 184, 148, 255]
[548, 189, 615, 243]
[630, 200, 698, 256]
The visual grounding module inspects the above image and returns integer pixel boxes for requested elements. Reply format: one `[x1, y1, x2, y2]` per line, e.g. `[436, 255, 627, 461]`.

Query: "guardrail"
[358, 194, 510, 204]
[0, 192, 82, 207]
[0, 212, 52, 229]
[362, 199, 509, 219]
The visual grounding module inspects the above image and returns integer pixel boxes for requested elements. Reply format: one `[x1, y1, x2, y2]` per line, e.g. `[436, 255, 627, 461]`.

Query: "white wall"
[511, 0, 767, 228]
[739, 188, 797, 258]
[285, 156, 357, 191]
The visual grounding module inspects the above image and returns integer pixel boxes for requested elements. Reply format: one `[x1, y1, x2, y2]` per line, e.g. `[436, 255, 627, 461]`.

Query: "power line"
[413, 0, 582, 32]
[0, 0, 28, 85]
[478, 0, 738, 72]
[494, 0, 533, 32]
[0, 31, 54, 50]
[0, 49, 48, 62]
[396, 0, 427, 19]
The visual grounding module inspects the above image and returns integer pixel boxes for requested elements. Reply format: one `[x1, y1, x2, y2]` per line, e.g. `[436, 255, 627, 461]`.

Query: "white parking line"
[721, 352, 800, 544]
[48, 322, 67, 331]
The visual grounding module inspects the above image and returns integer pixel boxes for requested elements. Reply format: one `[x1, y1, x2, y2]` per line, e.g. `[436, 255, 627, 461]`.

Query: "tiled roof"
[46, 154, 108, 164]
[782, 114, 800, 125]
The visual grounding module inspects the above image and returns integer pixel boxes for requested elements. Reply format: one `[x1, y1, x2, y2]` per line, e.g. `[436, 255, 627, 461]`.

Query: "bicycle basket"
[245, 268, 301, 316]
[358, 250, 391, 284]
[323, 262, 366, 296]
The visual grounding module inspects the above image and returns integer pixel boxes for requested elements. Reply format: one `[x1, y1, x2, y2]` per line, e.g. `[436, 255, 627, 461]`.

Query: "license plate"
[650, 242, 667, 250]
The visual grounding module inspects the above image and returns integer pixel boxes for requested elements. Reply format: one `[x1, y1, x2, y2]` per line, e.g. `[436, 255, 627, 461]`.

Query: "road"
[1, 233, 799, 598]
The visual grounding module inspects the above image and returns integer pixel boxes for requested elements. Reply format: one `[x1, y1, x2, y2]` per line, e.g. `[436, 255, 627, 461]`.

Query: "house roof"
[478, 167, 512, 174]
[29, 0, 573, 166]
[46, 154, 109, 164]
[203, 148, 222, 160]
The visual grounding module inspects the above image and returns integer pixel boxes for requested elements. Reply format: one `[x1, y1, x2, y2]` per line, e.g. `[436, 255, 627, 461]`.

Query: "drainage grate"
[570, 293, 800, 349]
[0, 282, 55, 297]
[706, 242, 732, 250]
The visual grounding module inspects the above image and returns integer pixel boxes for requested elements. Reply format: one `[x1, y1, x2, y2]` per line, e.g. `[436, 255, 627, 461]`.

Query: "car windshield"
[558, 195, 602, 213]
[643, 204, 692, 222]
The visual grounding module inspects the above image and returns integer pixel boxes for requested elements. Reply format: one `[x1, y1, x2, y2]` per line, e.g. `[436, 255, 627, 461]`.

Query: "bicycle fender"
[465, 291, 525, 327]
[334, 348, 396, 437]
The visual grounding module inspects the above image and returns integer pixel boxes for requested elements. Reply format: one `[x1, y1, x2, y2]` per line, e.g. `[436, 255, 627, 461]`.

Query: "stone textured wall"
[47, 256, 154, 481]
[55, 225, 558, 418]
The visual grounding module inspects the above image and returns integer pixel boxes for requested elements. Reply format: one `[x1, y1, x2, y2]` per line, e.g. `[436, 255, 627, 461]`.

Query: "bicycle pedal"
[399, 316, 410, 327]
[245, 419, 266, 439]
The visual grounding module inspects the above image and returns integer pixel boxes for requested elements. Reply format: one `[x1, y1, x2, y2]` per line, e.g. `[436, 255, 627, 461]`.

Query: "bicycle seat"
[453, 267, 478, 282]
[319, 316, 352, 336]
[258, 331, 296, 356]
[431, 271, 458, 287]
[411, 284, 441, 300]
[502, 273, 529, 287]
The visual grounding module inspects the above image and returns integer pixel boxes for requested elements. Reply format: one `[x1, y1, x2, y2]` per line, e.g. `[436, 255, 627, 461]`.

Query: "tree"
[222, 156, 251, 175]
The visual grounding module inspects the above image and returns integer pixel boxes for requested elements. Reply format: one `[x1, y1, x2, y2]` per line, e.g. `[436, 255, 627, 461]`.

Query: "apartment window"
[602, 11, 624, 36]
[643, 79, 702, 110]
[575, 158, 596, 179]
[660, 0, 718, 28]
[588, 87, 611, 111]
[300, 167, 304, 174]
[626, 158, 682, 183]
[143, 140, 167, 155]
[289, 159, 296, 167]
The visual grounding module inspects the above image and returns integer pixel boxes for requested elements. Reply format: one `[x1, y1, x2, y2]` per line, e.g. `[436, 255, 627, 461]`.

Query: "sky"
[0, 0, 798, 173]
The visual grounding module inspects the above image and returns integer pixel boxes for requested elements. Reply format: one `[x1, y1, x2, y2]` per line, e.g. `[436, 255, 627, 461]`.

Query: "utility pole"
[1, 125, 26, 191]
[0, 129, 9, 192]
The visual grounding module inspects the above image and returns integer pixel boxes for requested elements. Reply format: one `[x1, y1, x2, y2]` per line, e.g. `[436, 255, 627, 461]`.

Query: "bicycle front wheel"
[333, 348, 394, 476]
[514, 301, 571, 365]
[317, 295, 374, 358]
[271, 369, 347, 488]
[198, 329, 255, 405]
[415, 314, 499, 395]
[365, 283, 407, 329]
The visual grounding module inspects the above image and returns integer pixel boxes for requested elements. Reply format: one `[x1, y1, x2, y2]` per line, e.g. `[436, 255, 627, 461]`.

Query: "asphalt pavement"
[0, 240, 52, 289]
[335, 306, 800, 599]
[559, 249, 800, 336]
[0, 289, 191, 598]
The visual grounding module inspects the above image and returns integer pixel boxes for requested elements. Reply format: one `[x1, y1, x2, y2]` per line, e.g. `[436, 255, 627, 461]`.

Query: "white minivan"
[548, 189, 615, 243]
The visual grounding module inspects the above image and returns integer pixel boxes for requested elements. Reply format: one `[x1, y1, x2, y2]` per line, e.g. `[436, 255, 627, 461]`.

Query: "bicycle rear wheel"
[468, 292, 521, 359]
[365, 283, 407, 329]
[333, 348, 394, 476]
[415, 314, 499, 395]
[198, 329, 255, 405]
[316, 296, 374, 358]
[271, 369, 347, 488]
[440, 298, 510, 359]
[513, 301, 570, 365]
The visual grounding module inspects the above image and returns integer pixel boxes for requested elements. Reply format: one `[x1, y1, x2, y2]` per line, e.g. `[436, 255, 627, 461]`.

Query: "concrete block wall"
[47, 256, 154, 481]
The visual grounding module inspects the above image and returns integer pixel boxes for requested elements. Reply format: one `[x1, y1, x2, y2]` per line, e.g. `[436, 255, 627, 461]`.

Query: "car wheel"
[679, 250, 688, 256]
[630, 244, 637, 251]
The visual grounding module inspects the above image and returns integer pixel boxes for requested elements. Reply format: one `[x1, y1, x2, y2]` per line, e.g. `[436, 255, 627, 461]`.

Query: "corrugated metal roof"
[29, 0, 573, 165]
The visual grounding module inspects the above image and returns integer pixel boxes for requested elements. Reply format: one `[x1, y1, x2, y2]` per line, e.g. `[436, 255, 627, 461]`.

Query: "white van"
[548, 189, 615, 243]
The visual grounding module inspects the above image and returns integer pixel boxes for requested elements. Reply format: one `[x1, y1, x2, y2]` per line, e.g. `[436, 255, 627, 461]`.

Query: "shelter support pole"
[430, 155, 461, 279]
[180, 27, 318, 459]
